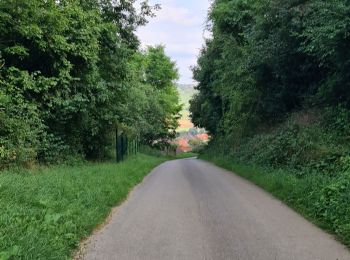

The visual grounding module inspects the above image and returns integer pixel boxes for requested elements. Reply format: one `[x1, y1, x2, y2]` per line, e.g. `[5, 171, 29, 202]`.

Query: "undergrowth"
[201, 108, 350, 247]
[201, 155, 350, 247]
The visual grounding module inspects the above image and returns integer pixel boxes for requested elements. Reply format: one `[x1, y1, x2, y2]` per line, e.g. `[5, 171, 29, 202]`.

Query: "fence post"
[121, 133, 124, 161]
[136, 137, 139, 154]
[116, 129, 122, 163]
[116, 129, 118, 162]
[124, 134, 127, 158]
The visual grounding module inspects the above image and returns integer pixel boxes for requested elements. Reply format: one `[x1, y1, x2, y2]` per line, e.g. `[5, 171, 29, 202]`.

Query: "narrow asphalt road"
[80, 158, 350, 260]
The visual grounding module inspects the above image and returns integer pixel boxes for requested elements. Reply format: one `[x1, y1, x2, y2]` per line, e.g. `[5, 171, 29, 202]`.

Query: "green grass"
[0, 154, 169, 260]
[173, 152, 197, 159]
[201, 154, 350, 248]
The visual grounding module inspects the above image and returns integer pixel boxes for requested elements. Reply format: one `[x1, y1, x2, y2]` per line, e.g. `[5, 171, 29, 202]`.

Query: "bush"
[205, 111, 350, 175]
[314, 173, 350, 239]
[321, 105, 350, 137]
[37, 134, 71, 164]
[188, 139, 207, 153]
[202, 155, 350, 246]
[0, 89, 43, 168]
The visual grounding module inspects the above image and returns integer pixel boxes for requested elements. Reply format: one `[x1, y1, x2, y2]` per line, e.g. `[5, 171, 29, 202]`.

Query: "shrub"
[205, 110, 350, 175]
[313, 172, 350, 241]
[0, 89, 43, 168]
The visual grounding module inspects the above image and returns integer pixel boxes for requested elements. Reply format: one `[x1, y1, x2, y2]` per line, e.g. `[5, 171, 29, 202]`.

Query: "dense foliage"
[194, 0, 350, 246]
[191, 0, 350, 170]
[0, 0, 180, 167]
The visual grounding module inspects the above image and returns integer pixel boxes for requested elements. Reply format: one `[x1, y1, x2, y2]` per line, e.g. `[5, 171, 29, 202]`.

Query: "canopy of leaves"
[190, 0, 350, 144]
[0, 0, 179, 166]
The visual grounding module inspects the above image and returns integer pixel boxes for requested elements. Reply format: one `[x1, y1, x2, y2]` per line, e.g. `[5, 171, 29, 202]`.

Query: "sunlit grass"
[0, 154, 168, 260]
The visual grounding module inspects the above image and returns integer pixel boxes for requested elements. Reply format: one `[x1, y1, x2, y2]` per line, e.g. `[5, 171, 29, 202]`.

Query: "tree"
[0, 0, 180, 166]
[190, 0, 350, 147]
[141, 46, 181, 147]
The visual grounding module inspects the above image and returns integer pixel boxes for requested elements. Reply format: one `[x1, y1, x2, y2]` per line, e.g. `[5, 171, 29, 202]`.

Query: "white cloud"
[154, 5, 202, 26]
[137, 0, 210, 84]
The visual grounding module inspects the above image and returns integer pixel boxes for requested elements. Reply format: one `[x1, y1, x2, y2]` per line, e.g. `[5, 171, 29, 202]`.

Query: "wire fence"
[116, 131, 140, 162]
[116, 130, 179, 163]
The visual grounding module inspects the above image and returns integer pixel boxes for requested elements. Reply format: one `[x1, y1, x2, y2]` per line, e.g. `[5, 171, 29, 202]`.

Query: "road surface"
[80, 158, 350, 260]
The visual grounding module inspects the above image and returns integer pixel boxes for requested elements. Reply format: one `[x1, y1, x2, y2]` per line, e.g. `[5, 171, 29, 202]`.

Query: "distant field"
[179, 111, 194, 131]
[177, 84, 196, 132]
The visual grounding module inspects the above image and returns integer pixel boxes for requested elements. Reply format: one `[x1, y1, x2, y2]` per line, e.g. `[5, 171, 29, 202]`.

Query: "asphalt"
[79, 158, 350, 260]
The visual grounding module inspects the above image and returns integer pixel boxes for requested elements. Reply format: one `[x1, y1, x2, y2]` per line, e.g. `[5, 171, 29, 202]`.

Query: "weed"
[202, 154, 350, 247]
[0, 154, 167, 260]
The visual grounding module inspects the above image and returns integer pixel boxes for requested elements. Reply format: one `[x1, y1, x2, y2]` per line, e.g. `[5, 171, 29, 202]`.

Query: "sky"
[137, 0, 211, 84]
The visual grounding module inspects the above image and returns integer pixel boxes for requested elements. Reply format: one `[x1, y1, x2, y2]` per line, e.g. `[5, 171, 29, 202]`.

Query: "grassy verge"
[0, 154, 169, 260]
[201, 154, 350, 247]
[172, 152, 197, 159]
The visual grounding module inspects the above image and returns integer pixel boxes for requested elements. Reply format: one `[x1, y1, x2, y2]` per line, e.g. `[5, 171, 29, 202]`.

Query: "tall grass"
[201, 154, 350, 247]
[0, 154, 167, 260]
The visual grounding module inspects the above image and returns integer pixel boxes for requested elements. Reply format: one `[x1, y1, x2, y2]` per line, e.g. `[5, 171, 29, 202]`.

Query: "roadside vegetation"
[201, 155, 350, 247]
[0, 153, 197, 260]
[191, 0, 350, 246]
[0, 0, 181, 168]
[0, 1, 187, 259]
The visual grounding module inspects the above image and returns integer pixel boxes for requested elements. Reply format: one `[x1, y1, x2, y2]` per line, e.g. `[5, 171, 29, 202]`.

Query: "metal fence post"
[116, 129, 122, 163]
[116, 129, 118, 162]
